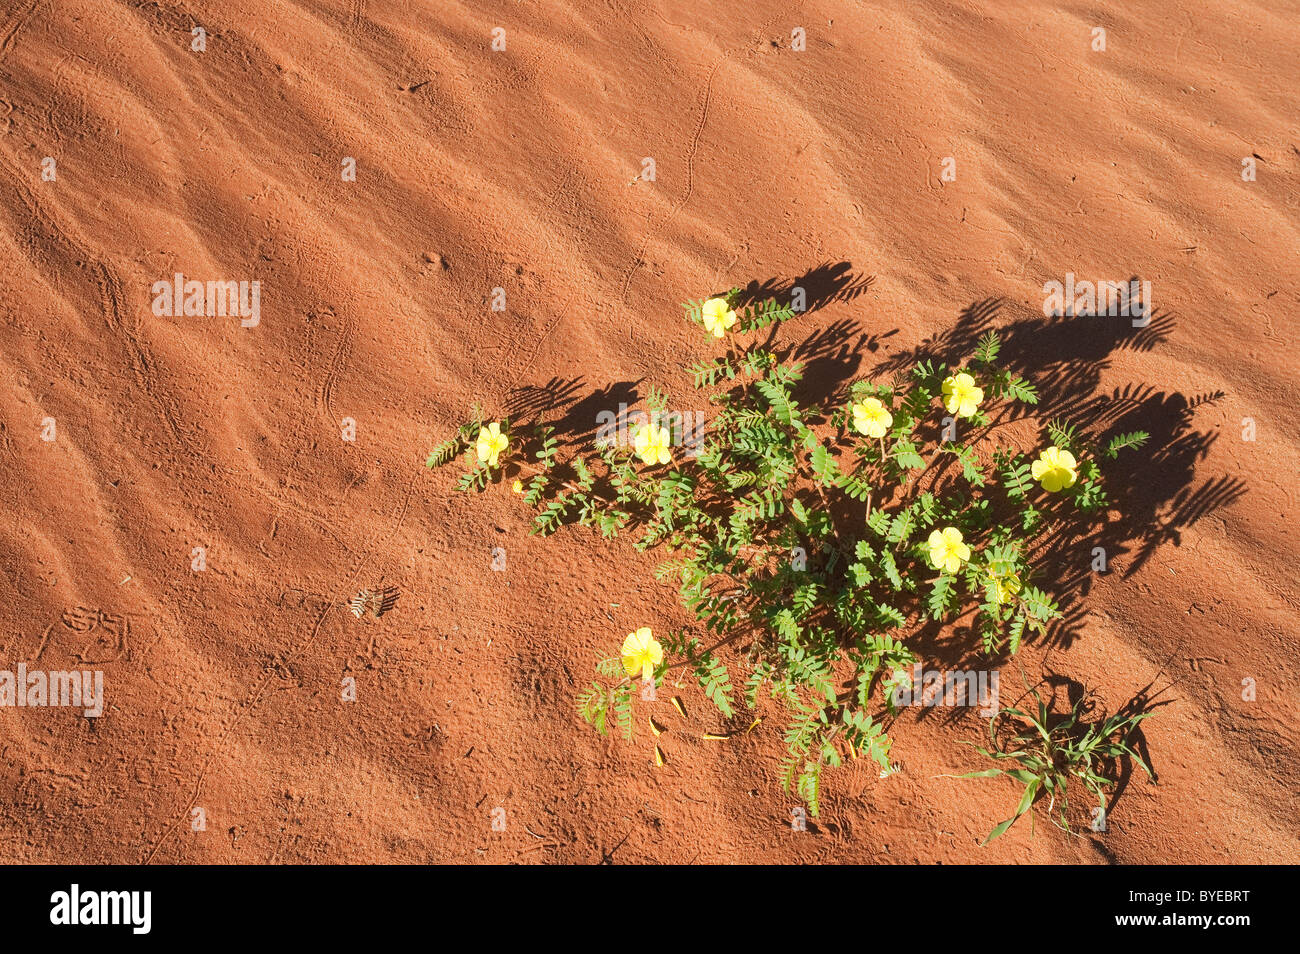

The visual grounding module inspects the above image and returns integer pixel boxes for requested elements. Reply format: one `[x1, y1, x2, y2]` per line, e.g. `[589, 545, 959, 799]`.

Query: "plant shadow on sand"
[872, 292, 1245, 670]
[505, 262, 890, 446]
[733, 260, 877, 314]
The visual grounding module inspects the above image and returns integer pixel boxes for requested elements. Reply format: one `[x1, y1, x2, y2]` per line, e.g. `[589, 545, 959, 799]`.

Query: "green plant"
[950, 681, 1156, 843]
[426, 286, 1151, 817]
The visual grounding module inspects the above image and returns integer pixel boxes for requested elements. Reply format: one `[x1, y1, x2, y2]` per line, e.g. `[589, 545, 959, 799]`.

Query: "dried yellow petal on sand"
[653, 745, 667, 767]
[670, 697, 687, 718]
[647, 716, 664, 737]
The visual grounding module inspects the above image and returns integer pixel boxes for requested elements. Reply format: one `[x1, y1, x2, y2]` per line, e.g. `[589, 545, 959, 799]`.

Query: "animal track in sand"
[0, 151, 193, 460]
[615, 5, 803, 312]
[0, 0, 44, 65]
[314, 306, 355, 428]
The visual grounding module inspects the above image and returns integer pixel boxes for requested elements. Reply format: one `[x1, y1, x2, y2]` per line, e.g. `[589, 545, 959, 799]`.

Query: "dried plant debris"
[348, 586, 399, 620]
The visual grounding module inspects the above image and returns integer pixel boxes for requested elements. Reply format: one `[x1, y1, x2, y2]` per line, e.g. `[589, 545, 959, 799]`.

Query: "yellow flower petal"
[701, 297, 738, 337]
[633, 423, 672, 467]
[851, 398, 893, 439]
[475, 422, 509, 467]
[941, 373, 984, 418]
[1031, 445, 1078, 492]
[927, 526, 969, 572]
[621, 627, 663, 678]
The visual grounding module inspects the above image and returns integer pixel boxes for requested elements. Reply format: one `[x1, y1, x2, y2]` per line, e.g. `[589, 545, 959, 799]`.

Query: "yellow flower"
[511, 479, 524, 493]
[475, 422, 509, 467]
[988, 570, 1022, 605]
[941, 372, 984, 418]
[927, 526, 971, 573]
[852, 398, 893, 439]
[701, 297, 738, 338]
[621, 627, 663, 681]
[633, 422, 673, 466]
[1030, 445, 1078, 492]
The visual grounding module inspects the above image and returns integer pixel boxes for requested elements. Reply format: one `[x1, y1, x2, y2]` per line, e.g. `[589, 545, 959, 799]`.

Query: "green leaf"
[999, 455, 1033, 500]
[789, 497, 808, 524]
[1105, 431, 1149, 458]
[879, 550, 904, 590]
[754, 378, 801, 426]
[973, 331, 1001, 366]
[927, 573, 955, 620]
[695, 655, 736, 718]
[891, 440, 925, 470]
[809, 444, 841, 485]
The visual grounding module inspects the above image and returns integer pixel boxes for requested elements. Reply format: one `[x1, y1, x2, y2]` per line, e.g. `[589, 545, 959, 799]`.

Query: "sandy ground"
[0, 0, 1297, 863]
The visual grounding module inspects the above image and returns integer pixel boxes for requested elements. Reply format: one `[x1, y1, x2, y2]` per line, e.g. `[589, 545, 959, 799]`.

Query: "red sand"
[0, 0, 1296, 863]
